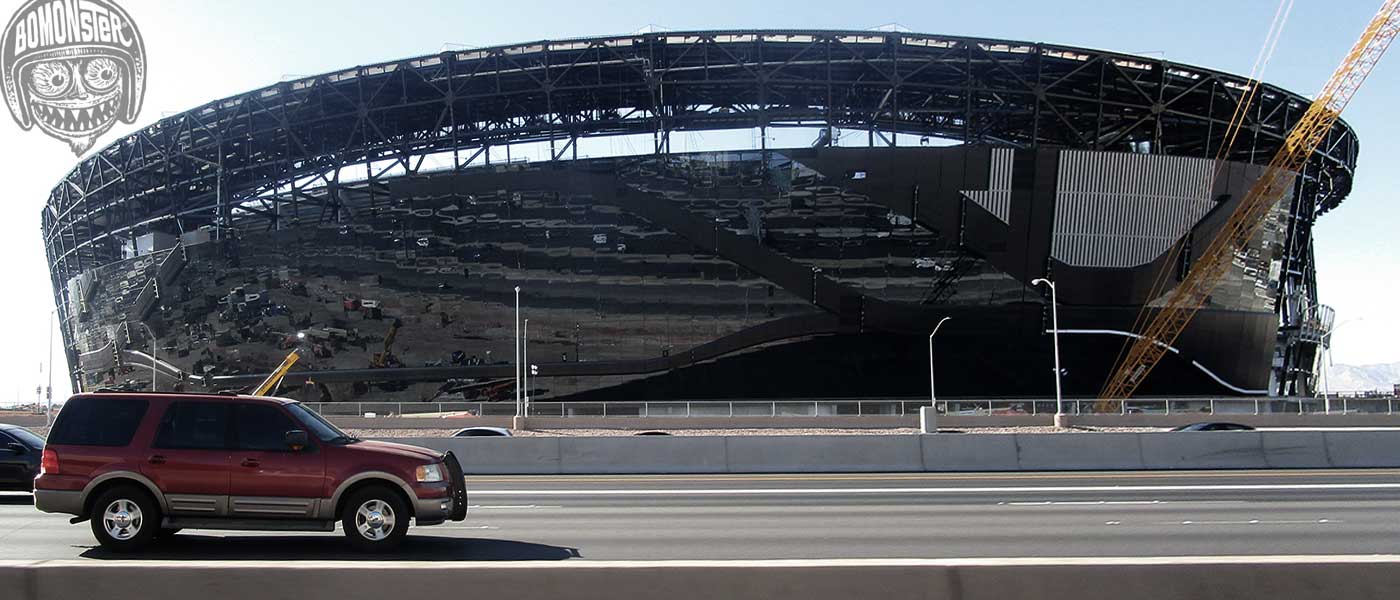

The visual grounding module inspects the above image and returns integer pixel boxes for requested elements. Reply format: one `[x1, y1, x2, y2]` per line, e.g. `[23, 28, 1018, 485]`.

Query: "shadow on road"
[79, 534, 580, 561]
[0, 494, 34, 505]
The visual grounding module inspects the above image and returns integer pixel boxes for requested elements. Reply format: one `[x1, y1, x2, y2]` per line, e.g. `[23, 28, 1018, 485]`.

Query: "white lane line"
[1156, 519, 1341, 526]
[1004, 500, 1165, 506]
[470, 483, 1400, 496]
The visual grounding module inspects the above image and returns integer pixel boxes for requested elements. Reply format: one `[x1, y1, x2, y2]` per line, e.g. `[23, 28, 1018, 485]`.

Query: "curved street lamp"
[928, 317, 952, 410]
[1032, 278, 1064, 426]
[1321, 317, 1363, 414]
[514, 286, 522, 418]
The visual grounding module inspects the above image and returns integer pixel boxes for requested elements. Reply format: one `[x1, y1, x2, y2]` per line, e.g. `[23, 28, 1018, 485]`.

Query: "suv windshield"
[284, 402, 359, 444]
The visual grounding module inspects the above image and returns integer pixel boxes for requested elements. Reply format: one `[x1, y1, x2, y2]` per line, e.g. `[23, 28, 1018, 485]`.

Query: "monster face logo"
[2, 0, 146, 156]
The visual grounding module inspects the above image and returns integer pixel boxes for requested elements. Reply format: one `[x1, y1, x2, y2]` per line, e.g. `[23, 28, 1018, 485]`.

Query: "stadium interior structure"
[41, 30, 1357, 403]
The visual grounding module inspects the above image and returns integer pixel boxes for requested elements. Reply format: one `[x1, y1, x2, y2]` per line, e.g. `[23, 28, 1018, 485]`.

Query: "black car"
[452, 426, 512, 437]
[0, 424, 44, 492]
[1169, 422, 1256, 432]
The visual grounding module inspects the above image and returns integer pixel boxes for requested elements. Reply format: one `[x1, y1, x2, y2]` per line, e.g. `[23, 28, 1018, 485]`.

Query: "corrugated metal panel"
[1051, 150, 1217, 268]
[961, 148, 1014, 224]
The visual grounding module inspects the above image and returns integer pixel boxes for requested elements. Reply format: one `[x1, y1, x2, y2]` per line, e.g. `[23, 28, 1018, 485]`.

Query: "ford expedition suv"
[33, 392, 467, 552]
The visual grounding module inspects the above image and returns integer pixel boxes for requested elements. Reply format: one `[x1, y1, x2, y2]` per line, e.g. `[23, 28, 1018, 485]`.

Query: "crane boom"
[253, 349, 302, 397]
[1100, 0, 1400, 402]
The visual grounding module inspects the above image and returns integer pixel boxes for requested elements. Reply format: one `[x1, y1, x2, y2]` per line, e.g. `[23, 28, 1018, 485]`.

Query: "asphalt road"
[3, 469, 1399, 561]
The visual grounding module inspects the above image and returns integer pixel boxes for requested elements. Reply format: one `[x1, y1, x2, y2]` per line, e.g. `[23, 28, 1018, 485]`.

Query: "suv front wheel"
[341, 486, 409, 551]
[90, 484, 160, 552]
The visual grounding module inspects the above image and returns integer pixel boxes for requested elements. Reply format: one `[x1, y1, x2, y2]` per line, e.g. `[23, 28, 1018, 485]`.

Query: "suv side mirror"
[5, 443, 25, 455]
[284, 430, 309, 451]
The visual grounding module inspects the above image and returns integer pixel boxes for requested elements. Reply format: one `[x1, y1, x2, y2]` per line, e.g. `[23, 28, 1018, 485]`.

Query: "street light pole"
[1032, 278, 1064, 426]
[139, 323, 159, 392]
[46, 309, 54, 427]
[928, 317, 951, 410]
[523, 318, 530, 415]
[514, 286, 521, 418]
[1321, 317, 1362, 415]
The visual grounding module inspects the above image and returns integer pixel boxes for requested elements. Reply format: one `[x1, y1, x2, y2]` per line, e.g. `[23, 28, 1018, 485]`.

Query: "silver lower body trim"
[34, 489, 83, 516]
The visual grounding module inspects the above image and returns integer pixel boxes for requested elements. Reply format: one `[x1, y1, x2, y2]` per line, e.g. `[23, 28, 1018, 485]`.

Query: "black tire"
[89, 485, 160, 552]
[340, 486, 409, 551]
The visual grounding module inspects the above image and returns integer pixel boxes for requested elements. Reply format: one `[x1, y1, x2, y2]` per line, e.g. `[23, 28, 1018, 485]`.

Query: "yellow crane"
[253, 349, 302, 396]
[1100, 0, 1400, 403]
[370, 318, 403, 368]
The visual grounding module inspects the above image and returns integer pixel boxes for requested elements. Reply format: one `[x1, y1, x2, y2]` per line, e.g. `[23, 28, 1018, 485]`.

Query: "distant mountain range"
[1322, 362, 1400, 393]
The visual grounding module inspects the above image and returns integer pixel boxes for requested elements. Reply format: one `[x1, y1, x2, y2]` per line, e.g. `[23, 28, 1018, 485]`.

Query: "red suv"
[33, 392, 467, 552]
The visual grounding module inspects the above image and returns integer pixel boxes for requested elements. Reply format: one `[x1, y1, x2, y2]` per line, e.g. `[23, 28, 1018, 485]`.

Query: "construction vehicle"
[1100, 0, 1400, 404]
[370, 318, 403, 368]
[252, 349, 301, 396]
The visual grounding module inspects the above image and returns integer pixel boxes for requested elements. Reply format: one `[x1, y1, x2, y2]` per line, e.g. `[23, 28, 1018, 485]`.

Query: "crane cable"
[1099, 0, 1295, 405]
[1101, 0, 1400, 402]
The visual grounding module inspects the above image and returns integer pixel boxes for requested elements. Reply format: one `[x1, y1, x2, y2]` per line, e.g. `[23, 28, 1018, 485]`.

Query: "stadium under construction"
[41, 30, 1356, 403]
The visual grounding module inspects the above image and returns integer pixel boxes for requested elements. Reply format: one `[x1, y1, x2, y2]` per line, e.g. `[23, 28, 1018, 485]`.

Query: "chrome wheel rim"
[102, 499, 143, 541]
[354, 499, 396, 541]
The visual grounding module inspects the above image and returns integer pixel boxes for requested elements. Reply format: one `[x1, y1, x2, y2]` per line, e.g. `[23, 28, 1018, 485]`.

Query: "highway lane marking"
[1157, 519, 1341, 526]
[1004, 500, 1166, 506]
[469, 482, 1400, 496]
[468, 469, 1400, 484]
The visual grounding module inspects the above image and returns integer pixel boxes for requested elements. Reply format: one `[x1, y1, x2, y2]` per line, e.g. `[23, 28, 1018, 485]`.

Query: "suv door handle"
[147, 455, 166, 465]
[240, 458, 261, 468]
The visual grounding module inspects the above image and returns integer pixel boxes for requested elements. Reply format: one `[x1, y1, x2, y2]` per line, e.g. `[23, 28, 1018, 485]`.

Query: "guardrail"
[301, 396, 1400, 418]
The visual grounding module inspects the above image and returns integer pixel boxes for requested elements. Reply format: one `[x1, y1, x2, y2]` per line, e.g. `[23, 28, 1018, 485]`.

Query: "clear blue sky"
[1, 0, 1395, 403]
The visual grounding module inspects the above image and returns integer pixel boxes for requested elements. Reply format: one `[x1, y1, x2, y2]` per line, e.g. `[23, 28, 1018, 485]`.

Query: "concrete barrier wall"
[725, 435, 924, 473]
[3, 557, 1399, 600]
[1324, 430, 1400, 468]
[382, 430, 1400, 475]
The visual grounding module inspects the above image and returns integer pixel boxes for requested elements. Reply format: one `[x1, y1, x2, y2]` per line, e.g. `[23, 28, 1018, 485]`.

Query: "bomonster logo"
[2, 0, 145, 156]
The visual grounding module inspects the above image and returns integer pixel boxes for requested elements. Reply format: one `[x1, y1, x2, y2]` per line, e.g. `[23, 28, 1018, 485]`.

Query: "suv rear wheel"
[341, 486, 408, 551]
[89, 485, 160, 552]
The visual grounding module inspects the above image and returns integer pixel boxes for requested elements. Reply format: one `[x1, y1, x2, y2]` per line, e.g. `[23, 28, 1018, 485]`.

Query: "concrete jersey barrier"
[380, 430, 1400, 475]
[3, 556, 1400, 600]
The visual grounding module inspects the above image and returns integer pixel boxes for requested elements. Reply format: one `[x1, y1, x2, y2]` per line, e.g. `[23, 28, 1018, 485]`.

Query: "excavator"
[370, 318, 403, 368]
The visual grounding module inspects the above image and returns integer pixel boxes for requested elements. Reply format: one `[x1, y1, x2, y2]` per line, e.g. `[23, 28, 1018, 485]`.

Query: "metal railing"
[299, 397, 1400, 419]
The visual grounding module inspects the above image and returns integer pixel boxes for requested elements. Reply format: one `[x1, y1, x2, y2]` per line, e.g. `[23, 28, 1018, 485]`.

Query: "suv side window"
[154, 401, 231, 449]
[233, 404, 298, 451]
[48, 397, 148, 447]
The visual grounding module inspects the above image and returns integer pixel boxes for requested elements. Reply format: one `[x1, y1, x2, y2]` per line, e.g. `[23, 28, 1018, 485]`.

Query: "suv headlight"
[415, 463, 445, 483]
